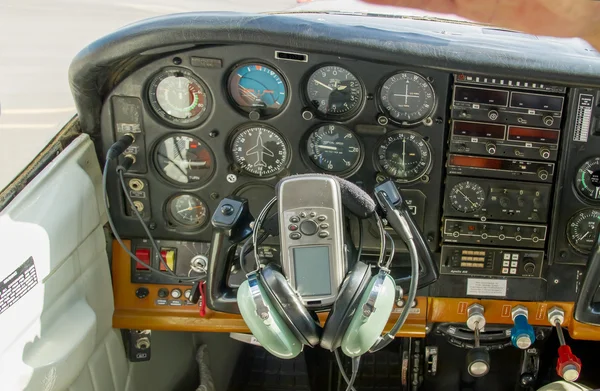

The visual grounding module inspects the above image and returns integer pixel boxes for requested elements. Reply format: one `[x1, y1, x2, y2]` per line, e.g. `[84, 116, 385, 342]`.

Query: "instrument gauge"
[375, 131, 432, 182]
[230, 125, 289, 177]
[154, 135, 214, 185]
[575, 157, 600, 201]
[228, 63, 287, 117]
[167, 194, 208, 228]
[449, 181, 486, 213]
[567, 208, 600, 254]
[148, 68, 211, 126]
[306, 124, 362, 175]
[379, 72, 435, 123]
[306, 65, 364, 118]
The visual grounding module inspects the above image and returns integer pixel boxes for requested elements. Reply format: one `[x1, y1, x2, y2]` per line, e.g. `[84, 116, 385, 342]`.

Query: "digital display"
[454, 86, 509, 106]
[453, 121, 506, 139]
[510, 92, 563, 112]
[449, 155, 504, 170]
[293, 246, 331, 296]
[508, 126, 559, 144]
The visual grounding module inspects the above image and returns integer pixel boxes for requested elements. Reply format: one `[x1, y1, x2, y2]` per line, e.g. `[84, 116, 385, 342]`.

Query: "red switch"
[556, 345, 582, 382]
[135, 248, 151, 270]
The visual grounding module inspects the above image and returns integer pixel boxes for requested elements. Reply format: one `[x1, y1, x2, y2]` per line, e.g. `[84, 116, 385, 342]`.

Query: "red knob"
[556, 345, 581, 382]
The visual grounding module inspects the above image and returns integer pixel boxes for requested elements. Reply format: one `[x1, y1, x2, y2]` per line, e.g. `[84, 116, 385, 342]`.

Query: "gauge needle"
[579, 231, 591, 241]
[177, 206, 203, 214]
[337, 85, 347, 91]
[183, 161, 208, 168]
[314, 79, 334, 91]
[239, 86, 258, 98]
[457, 189, 478, 208]
[402, 139, 406, 170]
[318, 145, 338, 151]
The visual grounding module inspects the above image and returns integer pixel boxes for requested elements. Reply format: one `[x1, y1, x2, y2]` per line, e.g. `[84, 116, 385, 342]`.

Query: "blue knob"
[511, 314, 535, 349]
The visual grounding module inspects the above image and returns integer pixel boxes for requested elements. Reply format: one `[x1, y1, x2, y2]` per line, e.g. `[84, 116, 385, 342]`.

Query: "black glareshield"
[374, 180, 439, 290]
[574, 224, 600, 325]
[206, 196, 254, 314]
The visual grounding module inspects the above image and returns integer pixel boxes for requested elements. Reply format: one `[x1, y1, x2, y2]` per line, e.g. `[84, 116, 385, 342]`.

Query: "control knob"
[488, 110, 499, 121]
[543, 115, 555, 127]
[537, 168, 549, 181]
[539, 147, 551, 160]
[499, 196, 510, 208]
[524, 262, 536, 274]
[486, 143, 497, 155]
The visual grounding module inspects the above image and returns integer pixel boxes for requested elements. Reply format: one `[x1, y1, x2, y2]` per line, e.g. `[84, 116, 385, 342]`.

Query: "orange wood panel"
[112, 240, 427, 336]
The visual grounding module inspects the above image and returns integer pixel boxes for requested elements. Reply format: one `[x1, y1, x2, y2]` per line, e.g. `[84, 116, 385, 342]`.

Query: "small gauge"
[228, 63, 287, 117]
[449, 181, 486, 213]
[306, 65, 363, 118]
[231, 125, 289, 177]
[167, 194, 208, 227]
[154, 135, 214, 185]
[148, 68, 211, 126]
[567, 209, 600, 254]
[306, 124, 362, 174]
[575, 157, 600, 201]
[376, 131, 432, 182]
[379, 72, 435, 123]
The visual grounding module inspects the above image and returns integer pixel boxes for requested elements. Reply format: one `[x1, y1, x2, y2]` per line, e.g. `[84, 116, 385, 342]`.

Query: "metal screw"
[210, 192, 219, 200]
[435, 117, 443, 124]
[209, 130, 219, 138]
[173, 57, 182, 65]
[148, 222, 157, 230]
[554, 279, 560, 284]
[226, 174, 237, 183]
[221, 204, 234, 216]
[377, 115, 389, 126]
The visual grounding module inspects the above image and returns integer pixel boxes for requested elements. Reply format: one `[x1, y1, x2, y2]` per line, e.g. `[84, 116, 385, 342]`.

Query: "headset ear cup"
[341, 274, 396, 357]
[237, 279, 303, 359]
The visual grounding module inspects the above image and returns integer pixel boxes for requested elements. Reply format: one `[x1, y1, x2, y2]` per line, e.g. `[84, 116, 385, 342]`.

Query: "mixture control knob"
[499, 196, 510, 208]
[540, 147, 551, 160]
[537, 168, 549, 181]
[511, 306, 535, 349]
[488, 109, 499, 121]
[543, 115, 555, 127]
[557, 345, 582, 382]
[524, 262, 536, 274]
[486, 143, 497, 155]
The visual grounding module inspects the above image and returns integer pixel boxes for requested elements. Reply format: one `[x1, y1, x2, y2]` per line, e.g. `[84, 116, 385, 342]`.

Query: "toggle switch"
[135, 248, 151, 271]
[159, 248, 176, 272]
[511, 305, 535, 349]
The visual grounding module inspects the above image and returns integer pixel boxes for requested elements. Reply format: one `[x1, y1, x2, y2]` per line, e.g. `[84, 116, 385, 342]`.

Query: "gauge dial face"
[168, 194, 208, 227]
[449, 181, 486, 213]
[567, 209, 600, 254]
[575, 157, 600, 201]
[306, 124, 362, 174]
[306, 65, 363, 118]
[379, 72, 435, 123]
[231, 125, 289, 177]
[376, 131, 432, 182]
[148, 68, 211, 125]
[228, 63, 287, 116]
[155, 135, 214, 184]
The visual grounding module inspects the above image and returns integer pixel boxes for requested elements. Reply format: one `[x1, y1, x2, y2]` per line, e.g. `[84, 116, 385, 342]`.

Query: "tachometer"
[449, 181, 486, 213]
[379, 72, 435, 123]
[567, 209, 600, 254]
[306, 124, 362, 174]
[228, 63, 287, 117]
[305, 65, 363, 118]
[148, 68, 211, 126]
[154, 135, 214, 185]
[167, 194, 208, 228]
[575, 157, 600, 201]
[375, 131, 432, 182]
[230, 125, 289, 177]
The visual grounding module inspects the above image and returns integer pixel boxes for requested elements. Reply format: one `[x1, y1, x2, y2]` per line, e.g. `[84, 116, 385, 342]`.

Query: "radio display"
[453, 121, 506, 139]
[510, 92, 564, 112]
[508, 126, 559, 144]
[454, 86, 509, 106]
[449, 155, 504, 170]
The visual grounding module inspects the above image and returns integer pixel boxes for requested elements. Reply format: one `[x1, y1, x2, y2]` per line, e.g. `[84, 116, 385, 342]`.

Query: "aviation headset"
[237, 174, 401, 359]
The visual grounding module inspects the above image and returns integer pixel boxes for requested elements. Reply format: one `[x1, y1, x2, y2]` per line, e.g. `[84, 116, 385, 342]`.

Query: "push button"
[135, 248, 151, 270]
[158, 288, 169, 298]
[318, 231, 329, 238]
[290, 232, 302, 240]
[300, 220, 318, 236]
[288, 224, 298, 231]
[290, 216, 300, 223]
[320, 223, 329, 229]
[317, 215, 327, 221]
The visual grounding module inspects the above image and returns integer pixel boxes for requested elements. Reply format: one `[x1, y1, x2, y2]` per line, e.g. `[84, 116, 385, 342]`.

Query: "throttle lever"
[206, 196, 254, 314]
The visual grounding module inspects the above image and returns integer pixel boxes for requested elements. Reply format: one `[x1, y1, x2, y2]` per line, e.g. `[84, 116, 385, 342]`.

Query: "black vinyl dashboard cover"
[69, 11, 600, 152]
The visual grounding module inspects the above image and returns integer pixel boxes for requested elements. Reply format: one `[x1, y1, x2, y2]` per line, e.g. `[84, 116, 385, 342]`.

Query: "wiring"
[334, 349, 357, 391]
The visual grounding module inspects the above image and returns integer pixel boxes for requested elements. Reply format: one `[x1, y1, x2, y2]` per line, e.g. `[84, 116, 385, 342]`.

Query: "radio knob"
[457, 143, 467, 152]
[524, 262, 536, 274]
[460, 110, 469, 118]
[538, 168, 549, 181]
[500, 196, 510, 208]
[488, 110, 499, 121]
[531, 212, 540, 221]
[539, 147, 551, 159]
[533, 197, 542, 208]
[517, 196, 526, 207]
[486, 143, 497, 155]
[543, 116, 555, 127]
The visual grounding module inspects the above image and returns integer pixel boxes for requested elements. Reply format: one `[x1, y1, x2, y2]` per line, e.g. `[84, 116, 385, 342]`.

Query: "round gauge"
[154, 135, 214, 185]
[449, 181, 486, 213]
[228, 63, 287, 117]
[167, 194, 208, 227]
[306, 124, 362, 174]
[148, 68, 211, 126]
[567, 208, 600, 254]
[306, 65, 363, 118]
[231, 125, 289, 177]
[575, 157, 600, 201]
[376, 131, 432, 182]
[379, 72, 435, 123]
